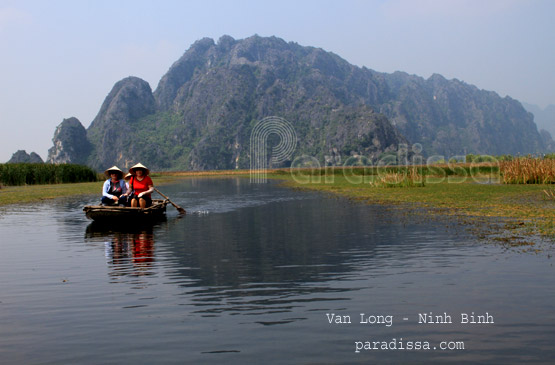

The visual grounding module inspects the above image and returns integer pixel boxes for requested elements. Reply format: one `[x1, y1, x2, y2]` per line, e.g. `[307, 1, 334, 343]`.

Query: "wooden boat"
[83, 199, 168, 223]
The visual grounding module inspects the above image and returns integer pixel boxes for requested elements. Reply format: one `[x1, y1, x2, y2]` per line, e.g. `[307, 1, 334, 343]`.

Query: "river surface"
[0, 178, 554, 364]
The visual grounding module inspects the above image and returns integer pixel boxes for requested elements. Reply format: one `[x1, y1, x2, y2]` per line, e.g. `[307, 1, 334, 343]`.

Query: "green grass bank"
[267, 169, 555, 243]
[2, 165, 554, 244]
[0, 173, 183, 207]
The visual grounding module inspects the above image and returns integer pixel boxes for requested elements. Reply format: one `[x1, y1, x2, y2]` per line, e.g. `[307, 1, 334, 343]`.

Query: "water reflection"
[1, 178, 554, 364]
[86, 223, 156, 278]
[80, 179, 474, 318]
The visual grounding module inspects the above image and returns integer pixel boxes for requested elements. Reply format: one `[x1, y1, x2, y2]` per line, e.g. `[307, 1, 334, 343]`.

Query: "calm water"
[0, 178, 554, 364]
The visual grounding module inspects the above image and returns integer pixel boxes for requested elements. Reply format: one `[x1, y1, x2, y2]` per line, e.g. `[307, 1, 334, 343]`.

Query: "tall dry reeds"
[500, 158, 555, 184]
[371, 168, 425, 188]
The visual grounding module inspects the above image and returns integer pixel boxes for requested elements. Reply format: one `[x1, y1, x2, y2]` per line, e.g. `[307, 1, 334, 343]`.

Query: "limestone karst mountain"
[8, 150, 43, 163]
[45, 35, 552, 171]
[47, 117, 91, 165]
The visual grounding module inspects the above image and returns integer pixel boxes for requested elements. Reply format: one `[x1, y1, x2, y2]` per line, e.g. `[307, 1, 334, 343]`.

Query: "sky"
[1, 0, 554, 162]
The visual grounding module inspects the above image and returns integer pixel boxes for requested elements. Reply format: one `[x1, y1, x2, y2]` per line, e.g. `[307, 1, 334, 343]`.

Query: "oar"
[153, 187, 186, 215]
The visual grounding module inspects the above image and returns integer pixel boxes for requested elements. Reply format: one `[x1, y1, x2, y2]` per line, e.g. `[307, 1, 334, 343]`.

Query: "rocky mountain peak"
[41, 35, 555, 171]
[8, 150, 43, 163]
[90, 76, 155, 128]
[47, 117, 90, 164]
[154, 39, 218, 110]
[86, 77, 156, 169]
[217, 34, 236, 50]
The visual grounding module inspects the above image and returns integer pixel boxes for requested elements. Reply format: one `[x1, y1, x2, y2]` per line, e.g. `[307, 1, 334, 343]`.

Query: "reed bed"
[273, 164, 498, 178]
[500, 158, 555, 184]
[370, 168, 425, 188]
[0, 163, 99, 186]
[543, 188, 555, 200]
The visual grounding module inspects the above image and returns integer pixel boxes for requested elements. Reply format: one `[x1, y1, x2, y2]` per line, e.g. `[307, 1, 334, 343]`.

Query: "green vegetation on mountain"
[44, 35, 553, 171]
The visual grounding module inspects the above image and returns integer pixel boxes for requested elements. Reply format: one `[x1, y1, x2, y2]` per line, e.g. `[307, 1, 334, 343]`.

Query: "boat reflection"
[85, 222, 156, 278]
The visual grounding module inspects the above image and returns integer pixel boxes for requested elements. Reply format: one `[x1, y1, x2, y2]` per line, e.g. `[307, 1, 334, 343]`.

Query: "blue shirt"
[102, 179, 128, 199]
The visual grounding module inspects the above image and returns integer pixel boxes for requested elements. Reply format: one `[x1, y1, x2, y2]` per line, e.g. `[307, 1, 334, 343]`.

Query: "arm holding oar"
[154, 187, 186, 215]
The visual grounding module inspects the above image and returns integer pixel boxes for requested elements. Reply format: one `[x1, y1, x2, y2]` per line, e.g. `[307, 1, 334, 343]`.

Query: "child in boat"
[124, 173, 132, 191]
[125, 163, 154, 208]
[101, 166, 130, 206]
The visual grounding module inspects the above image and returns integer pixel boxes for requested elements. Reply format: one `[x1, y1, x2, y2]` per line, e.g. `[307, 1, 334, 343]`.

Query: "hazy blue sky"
[1, 0, 554, 162]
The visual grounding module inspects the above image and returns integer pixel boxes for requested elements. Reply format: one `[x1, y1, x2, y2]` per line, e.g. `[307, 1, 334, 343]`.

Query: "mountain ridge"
[44, 35, 552, 170]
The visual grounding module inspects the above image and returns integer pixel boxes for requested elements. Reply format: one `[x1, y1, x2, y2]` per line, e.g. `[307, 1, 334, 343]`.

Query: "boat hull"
[83, 199, 168, 223]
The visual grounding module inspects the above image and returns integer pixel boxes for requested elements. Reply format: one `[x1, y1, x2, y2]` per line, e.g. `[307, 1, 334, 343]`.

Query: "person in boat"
[124, 173, 132, 191]
[126, 163, 154, 209]
[101, 166, 129, 206]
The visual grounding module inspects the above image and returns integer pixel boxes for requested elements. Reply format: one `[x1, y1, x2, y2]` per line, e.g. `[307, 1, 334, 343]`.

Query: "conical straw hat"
[129, 163, 150, 176]
[104, 165, 123, 178]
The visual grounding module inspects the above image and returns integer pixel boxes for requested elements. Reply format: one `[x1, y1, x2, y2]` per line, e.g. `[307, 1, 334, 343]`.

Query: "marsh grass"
[151, 166, 555, 240]
[0, 173, 179, 207]
[0, 182, 100, 206]
[500, 158, 555, 184]
[0, 163, 98, 186]
[3, 163, 555, 240]
[370, 168, 425, 188]
[267, 169, 555, 240]
[543, 188, 555, 200]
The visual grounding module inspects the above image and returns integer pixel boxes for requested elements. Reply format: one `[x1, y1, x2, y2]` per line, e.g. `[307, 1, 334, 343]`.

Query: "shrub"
[0, 163, 98, 186]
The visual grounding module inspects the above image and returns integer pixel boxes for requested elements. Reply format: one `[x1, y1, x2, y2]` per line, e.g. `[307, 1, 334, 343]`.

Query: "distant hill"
[47, 117, 92, 164]
[8, 150, 43, 163]
[46, 35, 552, 171]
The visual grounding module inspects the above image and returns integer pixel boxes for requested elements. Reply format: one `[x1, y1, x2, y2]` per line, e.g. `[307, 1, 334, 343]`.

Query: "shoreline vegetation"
[1, 159, 554, 246]
[0, 163, 97, 185]
[271, 173, 555, 247]
[0, 170, 247, 206]
[267, 160, 555, 246]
